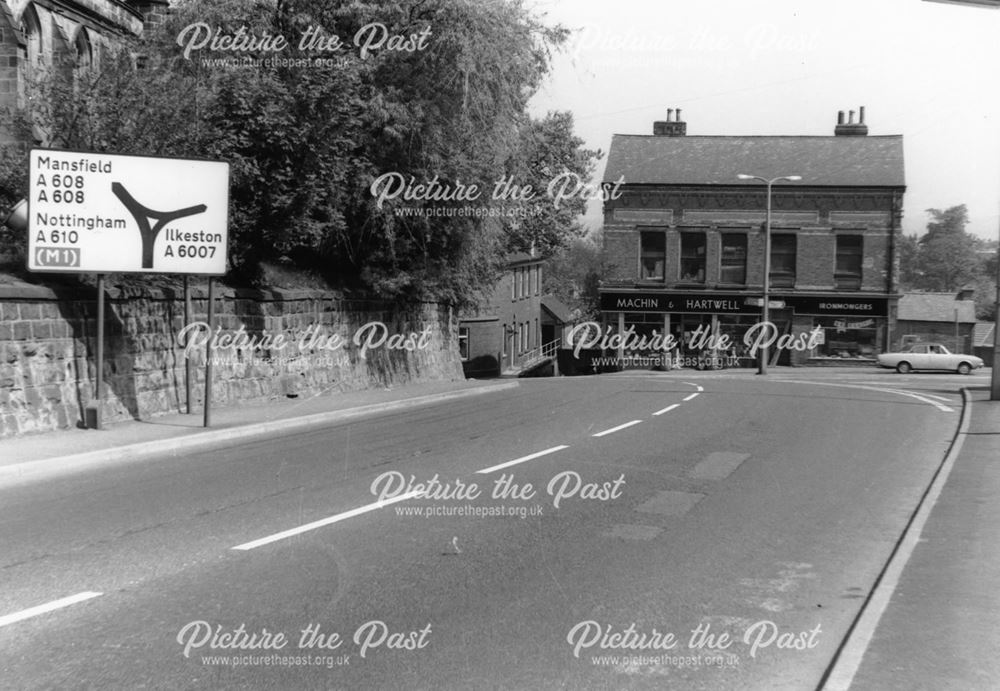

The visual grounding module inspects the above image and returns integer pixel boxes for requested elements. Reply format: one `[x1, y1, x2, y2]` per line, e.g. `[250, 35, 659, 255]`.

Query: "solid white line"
[0, 592, 102, 628]
[683, 393, 699, 401]
[782, 380, 954, 413]
[882, 388, 953, 403]
[821, 388, 973, 690]
[653, 404, 681, 417]
[476, 445, 570, 475]
[592, 420, 642, 437]
[232, 491, 423, 551]
[682, 382, 705, 392]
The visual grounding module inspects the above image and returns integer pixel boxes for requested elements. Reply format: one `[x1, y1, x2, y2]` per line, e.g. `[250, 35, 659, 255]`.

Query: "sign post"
[184, 276, 193, 414]
[27, 149, 229, 427]
[94, 274, 105, 429]
[204, 278, 215, 428]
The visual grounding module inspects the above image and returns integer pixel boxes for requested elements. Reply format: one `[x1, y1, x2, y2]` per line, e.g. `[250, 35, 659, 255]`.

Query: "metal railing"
[507, 338, 561, 373]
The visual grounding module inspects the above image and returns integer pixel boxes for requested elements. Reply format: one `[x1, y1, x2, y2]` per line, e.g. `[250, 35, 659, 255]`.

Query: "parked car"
[876, 343, 984, 374]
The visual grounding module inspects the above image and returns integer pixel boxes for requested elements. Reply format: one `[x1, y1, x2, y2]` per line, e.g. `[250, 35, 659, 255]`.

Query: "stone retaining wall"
[0, 283, 463, 437]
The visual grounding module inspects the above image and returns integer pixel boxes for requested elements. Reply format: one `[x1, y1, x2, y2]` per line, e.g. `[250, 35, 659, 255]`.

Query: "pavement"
[823, 384, 1000, 690]
[2, 371, 999, 689]
[0, 377, 518, 485]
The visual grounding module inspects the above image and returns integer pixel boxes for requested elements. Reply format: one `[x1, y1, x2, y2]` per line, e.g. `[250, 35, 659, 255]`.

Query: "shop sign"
[783, 296, 888, 317]
[600, 292, 761, 314]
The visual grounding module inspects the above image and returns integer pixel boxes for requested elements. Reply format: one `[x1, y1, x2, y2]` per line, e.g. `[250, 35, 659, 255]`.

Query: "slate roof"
[603, 135, 905, 187]
[541, 295, 574, 323]
[897, 293, 976, 323]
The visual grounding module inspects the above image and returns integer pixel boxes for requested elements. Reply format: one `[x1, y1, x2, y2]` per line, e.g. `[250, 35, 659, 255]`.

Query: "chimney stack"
[654, 107, 687, 136]
[835, 106, 869, 136]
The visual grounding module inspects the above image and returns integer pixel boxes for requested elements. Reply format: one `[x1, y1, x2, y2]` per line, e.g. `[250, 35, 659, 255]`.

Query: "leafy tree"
[543, 229, 609, 319]
[502, 111, 601, 257]
[909, 205, 980, 292]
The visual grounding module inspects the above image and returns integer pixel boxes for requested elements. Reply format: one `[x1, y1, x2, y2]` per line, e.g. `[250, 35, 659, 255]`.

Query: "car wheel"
[896, 361, 912, 374]
[957, 362, 972, 375]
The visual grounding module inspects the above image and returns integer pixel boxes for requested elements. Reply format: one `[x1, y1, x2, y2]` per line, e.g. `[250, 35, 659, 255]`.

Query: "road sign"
[28, 149, 229, 274]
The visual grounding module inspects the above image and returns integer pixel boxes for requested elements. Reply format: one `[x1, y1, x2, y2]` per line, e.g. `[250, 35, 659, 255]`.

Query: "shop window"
[458, 327, 469, 361]
[640, 231, 666, 281]
[720, 233, 747, 284]
[769, 234, 796, 287]
[814, 316, 878, 359]
[680, 232, 706, 283]
[835, 235, 863, 290]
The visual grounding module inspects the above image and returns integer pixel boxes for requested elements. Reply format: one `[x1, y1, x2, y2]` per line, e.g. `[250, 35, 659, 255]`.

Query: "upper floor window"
[458, 327, 469, 361]
[770, 233, 797, 287]
[835, 235, 863, 290]
[720, 233, 747, 284]
[639, 231, 665, 281]
[680, 231, 706, 283]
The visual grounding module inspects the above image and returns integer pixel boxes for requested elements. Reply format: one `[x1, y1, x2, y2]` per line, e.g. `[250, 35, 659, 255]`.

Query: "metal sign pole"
[184, 276, 193, 414]
[95, 274, 105, 430]
[992, 237, 1000, 400]
[203, 277, 214, 427]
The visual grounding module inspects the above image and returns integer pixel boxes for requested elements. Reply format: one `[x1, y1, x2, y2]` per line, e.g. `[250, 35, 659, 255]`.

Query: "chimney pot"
[676, 108, 682, 122]
[859, 106, 865, 124]
[837, 110, 845, 125]
[848, 110, 855, 124]
[667, 108, 674, 122]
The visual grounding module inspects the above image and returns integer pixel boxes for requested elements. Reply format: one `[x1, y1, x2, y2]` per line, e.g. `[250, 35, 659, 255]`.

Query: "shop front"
[781, 295, 890, 365]
[598, 291, 775, 370]
[598, 291, 893, 369]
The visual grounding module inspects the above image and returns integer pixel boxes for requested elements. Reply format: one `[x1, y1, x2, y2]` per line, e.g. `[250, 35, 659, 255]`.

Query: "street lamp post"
[736, 174, 802, 374]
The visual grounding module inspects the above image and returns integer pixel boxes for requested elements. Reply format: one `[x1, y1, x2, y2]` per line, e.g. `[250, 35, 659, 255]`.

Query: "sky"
[527, 0, 1000, 241]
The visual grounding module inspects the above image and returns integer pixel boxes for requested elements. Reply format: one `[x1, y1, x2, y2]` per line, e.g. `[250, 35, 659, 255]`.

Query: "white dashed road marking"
[653, 403, 680, 416]
[476, 445, 570, 475]
[232, 491, 423, 551]
[592, 420, 643, 437]
[0, 592, 102, 629]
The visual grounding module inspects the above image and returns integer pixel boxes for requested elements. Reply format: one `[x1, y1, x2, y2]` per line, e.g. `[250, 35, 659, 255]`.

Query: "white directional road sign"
[28, 149, 230, 274]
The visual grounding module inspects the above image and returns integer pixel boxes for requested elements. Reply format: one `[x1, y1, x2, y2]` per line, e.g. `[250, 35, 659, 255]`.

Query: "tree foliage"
[900, 204, 997, 319]
[543, 229, 609, 320]
[7, 0, 595, 307]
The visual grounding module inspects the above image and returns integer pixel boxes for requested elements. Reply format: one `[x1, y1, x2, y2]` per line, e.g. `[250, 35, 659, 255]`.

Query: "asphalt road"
[0, 369, 968, 690]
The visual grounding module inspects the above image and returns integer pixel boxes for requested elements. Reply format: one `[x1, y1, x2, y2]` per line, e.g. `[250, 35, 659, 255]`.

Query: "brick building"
[459, 252, 544, 377]
[1, 0, 169, 144]
[599, 108, 905, 367]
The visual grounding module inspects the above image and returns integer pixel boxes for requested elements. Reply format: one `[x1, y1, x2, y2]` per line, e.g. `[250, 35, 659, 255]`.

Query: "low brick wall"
[0, 283, 463, 437]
